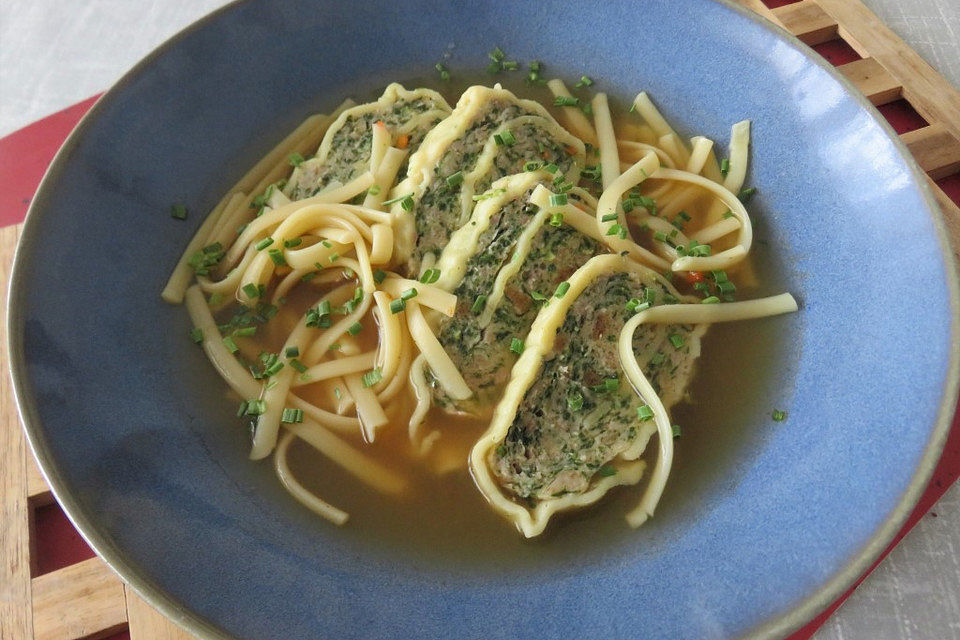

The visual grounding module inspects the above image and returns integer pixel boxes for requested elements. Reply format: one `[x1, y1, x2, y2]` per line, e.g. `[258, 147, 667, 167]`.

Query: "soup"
[162, 58, 796, 543]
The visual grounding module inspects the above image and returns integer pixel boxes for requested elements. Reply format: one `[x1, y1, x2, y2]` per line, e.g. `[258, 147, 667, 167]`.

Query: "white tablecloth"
[1, 2, 957, 638]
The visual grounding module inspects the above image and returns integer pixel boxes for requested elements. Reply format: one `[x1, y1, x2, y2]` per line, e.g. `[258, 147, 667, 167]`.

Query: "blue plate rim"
[7, 0, 959, 638]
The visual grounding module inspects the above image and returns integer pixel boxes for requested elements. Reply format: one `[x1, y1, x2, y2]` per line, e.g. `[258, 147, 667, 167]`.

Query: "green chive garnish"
[281, 408, 304, 424]
[669, 334, 684, 349]
[739, 187, 757, 202]
[446, 170, 463, 188]
[170, 204, 188, 220]
[702, 296, 721, 304]
[720, 158, 730, 176]
[289, 359, 307, 373]
[362, 369, 383, 388]
[288, 153, 305, 167]
[549, 193, 568, 206]
[435, 63, 450, 81]
[222, 336, 239, 353]
[189, 327, 203, 344]
[241, 283, 260, 299]
[373, 269, 387, 284]
[567, 393, 584, 412]
[471, 295, 487, 314]
[509, 338, 524, 355]
[575, 75, 594, 87]
[549, 212, 564, 227]
[389, 298, 405, 314]
[284, 238, 302, 248]
[255, 237, 274, 250]
[637, 405, 654, 421]
[772, 409, 788, 422]
[382, 193, 414, 206]
[601, 213, 618, 222]
[347, 322, 363, 335]
[420, 268, 440, 284]
[672, 424, 682, 438]
[554, 96, 580, 107]
[554, 282, 570, 298]
[285, 346, 299, 358]
[244, 399, 266, 416]
[268, 249, 286, 266]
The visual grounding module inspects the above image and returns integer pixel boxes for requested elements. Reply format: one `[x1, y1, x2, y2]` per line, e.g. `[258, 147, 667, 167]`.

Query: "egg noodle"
[163, 79, 796, 536]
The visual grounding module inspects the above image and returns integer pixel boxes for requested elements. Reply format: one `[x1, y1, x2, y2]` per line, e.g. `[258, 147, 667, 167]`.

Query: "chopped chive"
[288, 152, 305, 167]
[382, 193, 414, 206]
[268, 248, 286, 266]
[373, 269, 387, 284]
[189, 327, 203, 344]
[389, 298, 405, 314]
[544, 163, 560, 174]
[281, 408, 304, 424]
[170, 204, 188, 220]
[597, 464, 617, 477]
[347, 322, 363, 335]
[567, 393, 584, 412]
[530, 291, 548, 302]
[367, 184, 381, 196]
[289, 359, 307, 374]
[702, 296, 721, 304]
[593, 377, 618, 393]
[669, 333, 685, 349]
[361, 369, 383, 388]
[333, 386, 342, 399]
[236, 401, 248, 417]
[208, 292, 224, 306]
[626, 299, 650, 313]
[263, 360, 284, 377]
[241, 283, 260, 299]
[606, 223, 626, 238]
[601, 213, 618, 222]
[581, 165, 602, 181]
[554, 282, 570, 298]
[245, 399, 267, 416]
[718, 281, 737, 294]
[284, 238, 302, 248]
[420, 268, 441, 284]
[549, 212, 564, 227]
[285, 346, 299, 358]
[509, 338, 524, 355]
[435, 62, 450, 81]
[649, 352, 666, 366]
[500, 129, 516, 145]
[581, 102, 593, 117]
[255, 237, 274, 250]
[502, 60, 518, 71]
[401, 287, 418, 301]
[549, 193, 568, 206]
[575, 75, 594, 87]
[672, 424, 682, 438]
[637, 405, 654, 421]
[553, 95, 580, 107]
[446, 170, 464, 188]
[653, 231, 668, 242]
[233, 326, 257, 337]
[772, 409, 788, 422]
[523, 161, 543, 172]
[329, 253, 339, 263]
[644, 288, 656, 305]
[472, 188, 506, 202]
[739, 187, 757, 202]
[222, 336, 239, 353]
[720, 157, 730, 176]
[471, 294, 487, 314]
[489, 46, 505, 61]
[328, 343, 341, 351]
[320, 240, 332, 248]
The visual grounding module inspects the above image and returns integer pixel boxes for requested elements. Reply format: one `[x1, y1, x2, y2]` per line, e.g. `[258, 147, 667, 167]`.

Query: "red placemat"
[3, 96, 958, 639]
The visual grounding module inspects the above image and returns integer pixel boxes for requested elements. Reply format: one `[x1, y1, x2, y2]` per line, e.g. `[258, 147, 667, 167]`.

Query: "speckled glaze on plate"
[8, 0, 958, 638]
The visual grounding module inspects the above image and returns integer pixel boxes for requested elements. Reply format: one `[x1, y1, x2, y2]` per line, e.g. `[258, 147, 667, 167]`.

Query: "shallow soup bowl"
[8, 0, 958, 638]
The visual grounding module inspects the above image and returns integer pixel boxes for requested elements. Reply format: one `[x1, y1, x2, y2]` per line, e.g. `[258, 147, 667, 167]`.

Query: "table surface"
[1, 1, 958, 639]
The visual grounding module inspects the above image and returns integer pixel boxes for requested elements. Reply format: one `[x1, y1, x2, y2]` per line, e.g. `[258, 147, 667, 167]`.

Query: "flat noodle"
[547, 79, 598, 145]
[405, 301, 471, 400]
[275, 432, 349, 525]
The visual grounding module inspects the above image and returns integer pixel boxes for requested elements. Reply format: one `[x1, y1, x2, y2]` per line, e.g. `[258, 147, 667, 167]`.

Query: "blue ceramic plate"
[9, 0, 959, 638]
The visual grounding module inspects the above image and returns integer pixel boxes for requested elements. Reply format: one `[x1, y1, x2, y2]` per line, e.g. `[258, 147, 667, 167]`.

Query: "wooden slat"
[1, 224, 32, 640]
[733, 0, 783, 26]
[836, 57, 902, 106]
[31, 557, 128, 640]
[126, 588, 198, 640]
[927, 176, 960, 266]
[816, 0, 960, 142]
[772, 0, 838, 45]
[903, 124, 960, 180]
